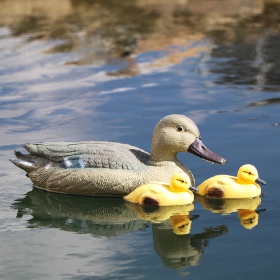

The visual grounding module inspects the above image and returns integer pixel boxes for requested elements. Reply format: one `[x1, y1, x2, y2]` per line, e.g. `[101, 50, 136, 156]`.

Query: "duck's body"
[10, 114, 226, 196]
[197, 164, 266, 199]
[123, 172, 197, 206]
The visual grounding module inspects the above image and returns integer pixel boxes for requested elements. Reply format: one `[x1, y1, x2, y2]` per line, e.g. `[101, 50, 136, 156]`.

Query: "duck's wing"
[12, 141, 151, 172]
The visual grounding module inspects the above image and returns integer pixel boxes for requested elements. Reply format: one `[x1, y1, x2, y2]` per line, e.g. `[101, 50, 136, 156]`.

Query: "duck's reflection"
[12, 188, 148, 237]
[152, 224, 228, 268]
[12, 189, 228, 269]
[196, 196, 265, 230]
[125, 203, 227, 268]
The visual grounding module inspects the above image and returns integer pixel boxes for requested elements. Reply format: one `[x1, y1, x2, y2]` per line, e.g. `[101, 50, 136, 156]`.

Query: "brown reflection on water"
[1, 0, 280, 77]
[248, 97, 280, 107]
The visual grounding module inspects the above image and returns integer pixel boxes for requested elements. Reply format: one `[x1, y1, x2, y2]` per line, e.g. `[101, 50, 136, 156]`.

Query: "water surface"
[1, 1, 280, 279]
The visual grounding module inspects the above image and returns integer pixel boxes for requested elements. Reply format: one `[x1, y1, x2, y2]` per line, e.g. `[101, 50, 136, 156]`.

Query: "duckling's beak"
[256, 177, 266, 185]
[188, 138, 227, 165]
[189, 185, 199, 192]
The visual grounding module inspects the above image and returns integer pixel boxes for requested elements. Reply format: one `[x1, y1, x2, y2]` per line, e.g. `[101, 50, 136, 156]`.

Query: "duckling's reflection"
[125, 203, 195, 235]
[196, 195, 265, 230]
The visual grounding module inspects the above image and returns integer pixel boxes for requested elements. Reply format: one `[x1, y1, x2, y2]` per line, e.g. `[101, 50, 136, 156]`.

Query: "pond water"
[1, 0, 280, 279]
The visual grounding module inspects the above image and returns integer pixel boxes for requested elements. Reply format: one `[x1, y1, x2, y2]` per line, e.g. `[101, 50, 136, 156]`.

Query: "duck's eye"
[181, 180, 185, 183]
[177, 126, 184, 132]
[248, 172, 252, 175]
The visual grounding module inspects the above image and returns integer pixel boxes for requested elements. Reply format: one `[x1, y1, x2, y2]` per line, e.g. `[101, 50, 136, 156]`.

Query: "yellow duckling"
[197, 164, 266, 199]
[123, 172, 198, 206]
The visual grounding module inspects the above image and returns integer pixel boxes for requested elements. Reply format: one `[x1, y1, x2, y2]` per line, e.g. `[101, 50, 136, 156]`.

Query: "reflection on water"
[12, 188, 228, 270]
[126, 203, 195, 235]
[153, 224, 227, 268]
[1, 0, 279, 147]
[248, 97, 280, 107]
[12, 189, 147, 237]
[196, 196, 265, 230]
[1, 0, 280, 88]
[208, 34, 280, 89]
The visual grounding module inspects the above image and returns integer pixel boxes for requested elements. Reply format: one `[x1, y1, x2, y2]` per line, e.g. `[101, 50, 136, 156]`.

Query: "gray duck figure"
[10, 114, 226, 196]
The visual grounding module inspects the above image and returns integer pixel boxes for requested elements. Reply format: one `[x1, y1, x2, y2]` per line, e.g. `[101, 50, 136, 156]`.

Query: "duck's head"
[151, 114, 226, 164]
[170, 172, 198, 193]
[237, 164, 266, 185]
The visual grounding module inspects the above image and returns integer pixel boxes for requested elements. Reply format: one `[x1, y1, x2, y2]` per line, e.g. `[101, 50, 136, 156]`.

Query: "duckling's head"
[170, 172, 198, 192]
[237, 164, 266, 185]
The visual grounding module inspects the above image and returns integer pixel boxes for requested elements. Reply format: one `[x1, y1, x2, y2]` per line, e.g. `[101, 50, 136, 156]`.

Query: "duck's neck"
[237, 178, 252, 184]
[151, 145, 177, 162]
[150, 138, 195, 186]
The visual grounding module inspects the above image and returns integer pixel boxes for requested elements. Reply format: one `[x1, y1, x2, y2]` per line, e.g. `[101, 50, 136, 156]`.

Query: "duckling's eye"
[248, 172, 252, 175]
[176, 179, 185, 183]
[177, 126, 184, 132]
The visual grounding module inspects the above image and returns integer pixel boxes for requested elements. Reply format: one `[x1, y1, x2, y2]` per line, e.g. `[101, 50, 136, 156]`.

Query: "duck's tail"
[9, 150, 36, 174]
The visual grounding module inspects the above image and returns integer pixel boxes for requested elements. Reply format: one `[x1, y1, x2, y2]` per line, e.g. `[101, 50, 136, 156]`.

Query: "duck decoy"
[10, 114, 226, 196]
[196, 164, 266, 199]
[124, 172, 198, 206]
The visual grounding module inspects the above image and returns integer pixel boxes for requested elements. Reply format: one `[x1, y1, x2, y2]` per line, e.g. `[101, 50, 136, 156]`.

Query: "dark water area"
[1, 1, 280, 279]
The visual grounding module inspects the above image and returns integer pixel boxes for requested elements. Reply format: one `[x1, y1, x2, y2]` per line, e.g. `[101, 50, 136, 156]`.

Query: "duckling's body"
[124, 173, 196, 206]
[197, 164, 266, 199]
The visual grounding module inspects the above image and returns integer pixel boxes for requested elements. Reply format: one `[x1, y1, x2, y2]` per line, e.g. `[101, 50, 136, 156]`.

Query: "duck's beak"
[189, 185, 199, 192]
[256, 177, 266, 185]
[188, 138, 227, 165]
